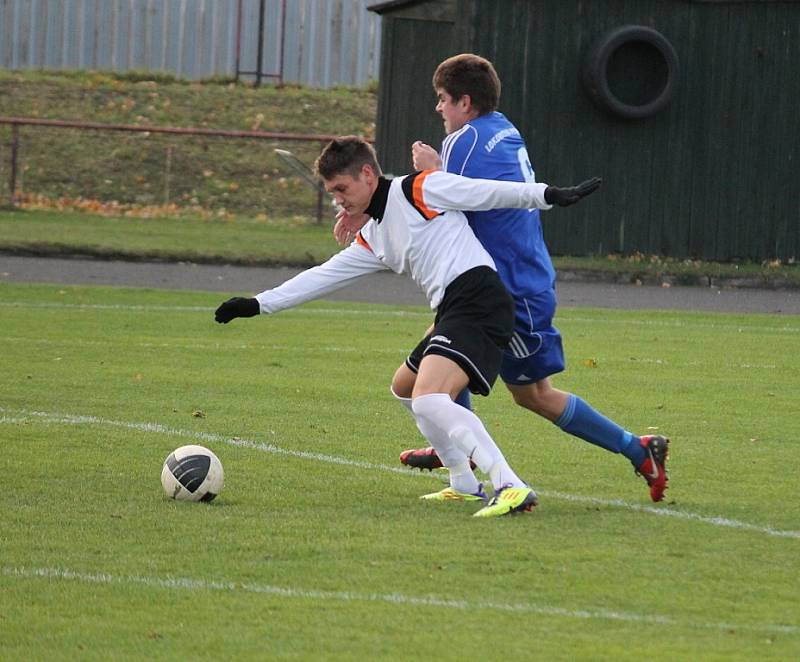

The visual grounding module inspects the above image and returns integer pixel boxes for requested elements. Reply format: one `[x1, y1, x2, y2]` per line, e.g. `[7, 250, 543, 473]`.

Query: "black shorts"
[405, 266, 514, 396]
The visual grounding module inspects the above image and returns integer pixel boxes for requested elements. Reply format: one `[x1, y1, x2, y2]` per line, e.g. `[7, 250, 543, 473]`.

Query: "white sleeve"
[419, 170, 552, 213]
[255, 243, 387, 314]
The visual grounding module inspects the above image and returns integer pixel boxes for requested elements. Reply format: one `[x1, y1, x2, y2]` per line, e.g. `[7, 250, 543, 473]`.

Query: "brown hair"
[432, 53, 501, 115]
[314, 136, 381, 180]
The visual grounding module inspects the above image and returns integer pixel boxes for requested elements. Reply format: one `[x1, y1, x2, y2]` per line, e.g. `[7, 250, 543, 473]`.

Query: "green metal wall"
[372, 0, 800, 261]
[374, 0, 460, 175]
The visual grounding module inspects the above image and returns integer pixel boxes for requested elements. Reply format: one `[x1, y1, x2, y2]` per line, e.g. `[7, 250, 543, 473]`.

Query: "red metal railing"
[0, 116, 360, 216]
[0, 116, 342, 142]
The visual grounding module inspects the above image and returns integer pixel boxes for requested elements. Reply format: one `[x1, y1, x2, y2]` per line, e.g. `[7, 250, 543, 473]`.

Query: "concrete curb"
[557, 268, 800, 291]
[1, 247, 798, 291]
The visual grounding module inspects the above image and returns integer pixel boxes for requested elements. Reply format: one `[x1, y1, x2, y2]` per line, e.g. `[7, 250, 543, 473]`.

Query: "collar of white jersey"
[364, 176, 391, 222]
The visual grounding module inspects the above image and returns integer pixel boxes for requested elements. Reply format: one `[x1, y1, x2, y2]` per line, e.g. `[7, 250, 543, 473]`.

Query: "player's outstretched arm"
[415, 171, 600, 214]
[544, 177, 602, 207]
[215, 244, 388, 323]
[215, 297, 259, 324]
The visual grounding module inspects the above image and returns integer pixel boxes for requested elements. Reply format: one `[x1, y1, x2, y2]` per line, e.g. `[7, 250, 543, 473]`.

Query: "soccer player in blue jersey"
[393, 54, 669, 501]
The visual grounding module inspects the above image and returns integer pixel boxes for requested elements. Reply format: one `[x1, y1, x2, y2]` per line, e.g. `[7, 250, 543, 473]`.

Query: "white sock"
[390, 387, 415, 415]
[392, 387, 479, 493]
[407, 393, 481, 494]
[414, 417, 480, 494]
[412, 393, 526, 490]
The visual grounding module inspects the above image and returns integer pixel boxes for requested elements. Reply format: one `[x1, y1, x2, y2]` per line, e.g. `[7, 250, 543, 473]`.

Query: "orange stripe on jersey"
[412, 170, 439, 220]
[355, 231, 373, 252]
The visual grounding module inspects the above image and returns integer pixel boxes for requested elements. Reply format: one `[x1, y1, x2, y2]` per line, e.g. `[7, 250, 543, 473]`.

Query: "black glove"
[544, 177, 603, 206]
[215, 297, 260, 324]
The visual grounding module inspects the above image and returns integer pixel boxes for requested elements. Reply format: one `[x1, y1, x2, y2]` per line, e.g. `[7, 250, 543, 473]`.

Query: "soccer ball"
[161, 444, 224, 502]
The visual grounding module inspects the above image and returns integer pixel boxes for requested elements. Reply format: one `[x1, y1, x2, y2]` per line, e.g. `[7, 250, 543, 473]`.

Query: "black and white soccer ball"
[161, 444, 224, 502]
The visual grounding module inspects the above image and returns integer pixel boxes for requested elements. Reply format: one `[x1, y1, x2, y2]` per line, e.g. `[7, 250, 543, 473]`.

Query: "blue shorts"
[499, 287, 565, 385]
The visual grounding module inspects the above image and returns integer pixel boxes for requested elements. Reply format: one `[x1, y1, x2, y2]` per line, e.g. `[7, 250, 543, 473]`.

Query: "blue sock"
[555, 394, 645, 466]
[454, 388, 472, 411]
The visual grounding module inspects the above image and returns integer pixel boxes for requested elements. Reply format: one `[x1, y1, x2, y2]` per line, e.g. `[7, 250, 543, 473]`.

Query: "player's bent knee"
[506, 381, 567, 421]
[391, 363, 416, 399]
[410, 392, 445, 420]
[507, 382, 547, 411]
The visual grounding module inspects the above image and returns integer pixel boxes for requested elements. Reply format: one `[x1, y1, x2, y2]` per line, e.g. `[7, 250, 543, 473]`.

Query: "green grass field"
[1, 282, 799, 660]
[0, 209, 342, 266]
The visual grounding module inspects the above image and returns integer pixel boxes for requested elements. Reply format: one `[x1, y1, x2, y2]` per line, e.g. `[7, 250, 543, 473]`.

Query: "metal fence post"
[164, 144, 173, 205]
[255, 0, 266, 87]
[9, 123, 19, 206]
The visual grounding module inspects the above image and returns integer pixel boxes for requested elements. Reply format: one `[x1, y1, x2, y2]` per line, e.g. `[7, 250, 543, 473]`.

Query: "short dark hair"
[314, 136, 381, 180]
[432, 53, 501, 116]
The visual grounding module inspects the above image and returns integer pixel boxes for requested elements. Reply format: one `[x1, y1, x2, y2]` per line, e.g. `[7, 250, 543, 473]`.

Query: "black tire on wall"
[583, 25, 679, 120]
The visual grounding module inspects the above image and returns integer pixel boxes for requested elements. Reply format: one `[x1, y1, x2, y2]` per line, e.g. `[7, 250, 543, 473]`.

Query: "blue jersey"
[440, 112, 556, 306]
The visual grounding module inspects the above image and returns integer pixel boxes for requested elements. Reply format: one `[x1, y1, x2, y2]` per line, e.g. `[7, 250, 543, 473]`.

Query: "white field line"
[0, 409, 413, 476]
[2, 566, 798, 636]
[544, 491, 800, 539]
[2, 406, 799, 541]
[0, 335, 408, 356]
[1, 300, 799, 334]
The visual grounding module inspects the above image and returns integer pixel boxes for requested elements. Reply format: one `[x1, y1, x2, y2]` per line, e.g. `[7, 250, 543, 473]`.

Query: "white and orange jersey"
[256, 170, 551, 312]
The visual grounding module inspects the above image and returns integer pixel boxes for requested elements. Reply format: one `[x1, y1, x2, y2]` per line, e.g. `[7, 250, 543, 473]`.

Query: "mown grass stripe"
[2, 406, 798, 541]
[4, 566, 798, 636]
[0, 301, 431, 317]
[1, 300, 798, 333]
[0, 335, 781, 369]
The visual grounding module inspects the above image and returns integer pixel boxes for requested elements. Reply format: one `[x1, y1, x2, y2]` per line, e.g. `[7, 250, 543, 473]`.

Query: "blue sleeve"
[440, 126, 480, 176]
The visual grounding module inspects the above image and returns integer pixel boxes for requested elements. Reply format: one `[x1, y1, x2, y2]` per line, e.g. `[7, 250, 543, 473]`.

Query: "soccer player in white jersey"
[215, 136, 600, 517]
[399, 54, 670, 501]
